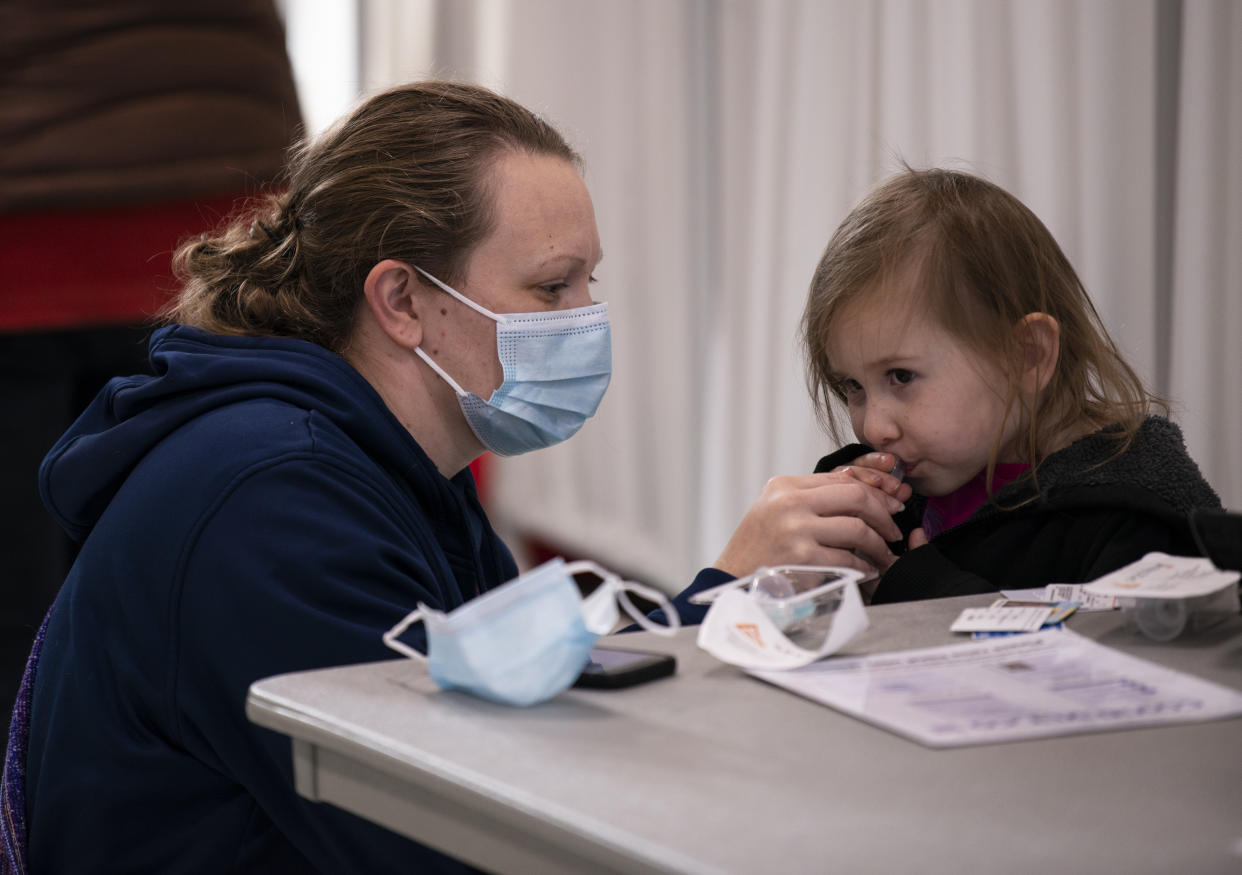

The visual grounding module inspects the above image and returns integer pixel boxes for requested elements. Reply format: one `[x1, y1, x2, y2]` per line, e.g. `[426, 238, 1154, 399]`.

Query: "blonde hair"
[165, 81, 580, 353]
[802, 167, 1162, 486]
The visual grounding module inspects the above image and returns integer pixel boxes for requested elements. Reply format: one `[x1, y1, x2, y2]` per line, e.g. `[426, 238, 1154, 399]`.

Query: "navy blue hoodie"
[27, 325, 512, 872]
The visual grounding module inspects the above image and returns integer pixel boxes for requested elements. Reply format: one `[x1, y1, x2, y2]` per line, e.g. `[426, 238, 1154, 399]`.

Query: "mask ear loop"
[382, 605, 429, 661]
[563, 560, 682, 636]
[616, 580, 682, 636]
[414, 266, 509, 324]
[411, 264, 508, 398]
[413, 347, 470, 398]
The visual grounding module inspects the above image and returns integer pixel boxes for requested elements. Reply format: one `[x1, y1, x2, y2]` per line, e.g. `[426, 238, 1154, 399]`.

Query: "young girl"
[801, 167, 1221, 602]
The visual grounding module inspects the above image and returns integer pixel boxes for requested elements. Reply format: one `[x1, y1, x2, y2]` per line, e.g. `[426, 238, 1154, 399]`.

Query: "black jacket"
[815, 416, 1221, 603]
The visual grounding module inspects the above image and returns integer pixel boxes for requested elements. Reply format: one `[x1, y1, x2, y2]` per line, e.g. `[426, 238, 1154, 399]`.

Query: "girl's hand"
[715, 472, 907, 579]
[908, 527, 929, 550]
[832, 452, 913, 504]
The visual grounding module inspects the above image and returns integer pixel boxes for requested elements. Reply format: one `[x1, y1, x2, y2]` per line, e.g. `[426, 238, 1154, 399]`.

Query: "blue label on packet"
[972, 622, 1065, 640]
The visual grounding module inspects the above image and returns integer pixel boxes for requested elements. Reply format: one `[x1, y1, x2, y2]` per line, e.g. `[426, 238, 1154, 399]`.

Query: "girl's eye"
[834, 378, 863, 400]
[889, 368, 915, 386]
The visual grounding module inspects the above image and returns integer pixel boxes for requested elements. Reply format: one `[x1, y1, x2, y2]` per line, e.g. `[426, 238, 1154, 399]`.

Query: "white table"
[246, 594, 1242, 874]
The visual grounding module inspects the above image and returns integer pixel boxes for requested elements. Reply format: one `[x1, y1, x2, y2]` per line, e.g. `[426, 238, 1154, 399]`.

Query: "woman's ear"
[1014, 312, 1060, 396]
[362, 259, 422, 348]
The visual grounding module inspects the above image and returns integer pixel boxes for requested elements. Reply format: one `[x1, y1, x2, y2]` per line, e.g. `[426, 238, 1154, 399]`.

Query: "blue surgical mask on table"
[382, 558, 680, 706]
[412, 267, 611, 456]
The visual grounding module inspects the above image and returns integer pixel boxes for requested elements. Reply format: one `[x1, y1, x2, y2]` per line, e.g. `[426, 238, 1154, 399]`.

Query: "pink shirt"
[922, 463, 1030, 539]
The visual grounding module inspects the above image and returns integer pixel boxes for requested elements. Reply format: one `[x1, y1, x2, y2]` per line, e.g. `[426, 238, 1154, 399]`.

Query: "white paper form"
[1083, 552, 1240, 599]
[748, 629, 1242, 748]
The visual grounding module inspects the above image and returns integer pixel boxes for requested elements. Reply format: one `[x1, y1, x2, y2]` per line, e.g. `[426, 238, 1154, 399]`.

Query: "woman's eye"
[889, 369, 915, 386]
[538, 281, 570, 296]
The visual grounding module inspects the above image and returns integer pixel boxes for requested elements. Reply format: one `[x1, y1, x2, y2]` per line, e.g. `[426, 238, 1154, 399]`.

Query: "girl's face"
[826, 291, 1020, 497]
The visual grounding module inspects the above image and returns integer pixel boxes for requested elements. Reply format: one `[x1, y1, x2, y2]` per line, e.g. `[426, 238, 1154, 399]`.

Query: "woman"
[18, 81, 604, 873]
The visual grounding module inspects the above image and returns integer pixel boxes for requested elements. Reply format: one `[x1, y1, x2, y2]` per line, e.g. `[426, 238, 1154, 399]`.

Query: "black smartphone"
[573, 646, 676, 689]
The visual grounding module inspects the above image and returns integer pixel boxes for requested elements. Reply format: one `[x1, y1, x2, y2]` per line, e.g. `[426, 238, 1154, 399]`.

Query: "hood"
[40, 324, 434, 541]
[983, 414, 1222, 522]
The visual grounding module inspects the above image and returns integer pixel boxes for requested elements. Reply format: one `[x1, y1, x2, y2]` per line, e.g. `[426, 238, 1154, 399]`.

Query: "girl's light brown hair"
[164, 80, 581, 353]
[801, 167, 1161, 481]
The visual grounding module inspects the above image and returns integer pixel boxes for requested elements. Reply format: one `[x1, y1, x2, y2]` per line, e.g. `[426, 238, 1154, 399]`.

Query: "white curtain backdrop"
[1169, 0, 1242, 519]
[323, 0, 1241, 592]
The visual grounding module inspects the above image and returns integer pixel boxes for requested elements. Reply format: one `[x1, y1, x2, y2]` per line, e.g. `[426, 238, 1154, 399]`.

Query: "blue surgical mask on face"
[382, 558, 679, 707]
[411, 267, 611, 456]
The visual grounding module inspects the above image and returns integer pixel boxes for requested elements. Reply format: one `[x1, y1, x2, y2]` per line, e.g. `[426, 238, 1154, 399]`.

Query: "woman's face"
[420, 150, 603, 400]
